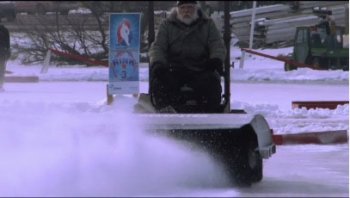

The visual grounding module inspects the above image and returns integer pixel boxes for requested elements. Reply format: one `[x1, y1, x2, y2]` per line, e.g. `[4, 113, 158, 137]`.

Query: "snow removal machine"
[120, 2, 275, 186]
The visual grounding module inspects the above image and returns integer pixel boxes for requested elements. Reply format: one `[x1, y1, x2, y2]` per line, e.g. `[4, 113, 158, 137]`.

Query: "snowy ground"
[0, 47, 348, 196]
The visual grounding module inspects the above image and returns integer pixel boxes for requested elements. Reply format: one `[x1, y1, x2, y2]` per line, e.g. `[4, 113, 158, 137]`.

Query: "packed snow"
[5, 47, 348, 134]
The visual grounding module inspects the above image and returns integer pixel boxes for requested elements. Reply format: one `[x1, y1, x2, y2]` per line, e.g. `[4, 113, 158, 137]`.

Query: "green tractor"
[285, 8, 349, 71]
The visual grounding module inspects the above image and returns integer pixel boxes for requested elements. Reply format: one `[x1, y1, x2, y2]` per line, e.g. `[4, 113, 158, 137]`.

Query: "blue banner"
[108, 13, 141, 94]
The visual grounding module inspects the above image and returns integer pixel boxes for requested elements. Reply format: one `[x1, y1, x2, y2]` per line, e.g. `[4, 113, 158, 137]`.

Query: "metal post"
[107, 84, 114, 105]
[148, 1, 155, 50]
[148, 1, 154, 94]
[240, 1, 257, 70]
[239, 51, 245, 69]
[40, 50, 51, 74]
[223, 1, 231, 112]
[249, 1, 257, 49]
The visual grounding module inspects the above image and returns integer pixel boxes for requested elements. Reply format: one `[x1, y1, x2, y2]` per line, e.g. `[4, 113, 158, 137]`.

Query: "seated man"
[149, 1, 226, 113]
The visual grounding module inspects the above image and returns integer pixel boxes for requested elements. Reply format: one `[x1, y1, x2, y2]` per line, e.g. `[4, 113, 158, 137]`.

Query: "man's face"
[178, 4, 196, 19]
[177, 3, 198, 25]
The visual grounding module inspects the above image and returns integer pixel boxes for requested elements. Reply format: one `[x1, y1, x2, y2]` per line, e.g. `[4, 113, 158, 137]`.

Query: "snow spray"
[0, 97, 229, 196]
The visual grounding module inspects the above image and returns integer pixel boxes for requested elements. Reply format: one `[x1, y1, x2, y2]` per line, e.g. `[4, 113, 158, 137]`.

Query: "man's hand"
[151, 62, 168, 79]
[151, 62, 180, 90]
[204, 58, 224, 75]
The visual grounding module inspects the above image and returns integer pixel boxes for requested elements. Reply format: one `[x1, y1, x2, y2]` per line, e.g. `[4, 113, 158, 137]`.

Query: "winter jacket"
[149, 7, 226, 72]
[0, 25, 10, 60]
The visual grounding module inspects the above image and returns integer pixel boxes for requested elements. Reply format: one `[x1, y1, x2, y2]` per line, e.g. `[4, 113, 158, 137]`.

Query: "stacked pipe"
[211, 1, 348, 48]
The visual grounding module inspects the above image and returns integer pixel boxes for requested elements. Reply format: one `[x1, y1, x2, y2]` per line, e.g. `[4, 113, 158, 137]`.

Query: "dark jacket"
[149, 7, 226, 72]
[0, 25, 10, 59]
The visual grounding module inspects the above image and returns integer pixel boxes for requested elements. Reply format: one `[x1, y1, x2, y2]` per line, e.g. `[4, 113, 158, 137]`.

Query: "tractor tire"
[225, 131, 263, 186]
[341, 58, 348, 71]
[284, 62, 297, 71]
[312, 57, 321, 69]
[247, 139, 263, 183]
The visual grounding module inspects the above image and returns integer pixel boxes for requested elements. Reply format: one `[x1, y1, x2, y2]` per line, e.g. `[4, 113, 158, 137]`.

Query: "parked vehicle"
[285, 7, 349, 71]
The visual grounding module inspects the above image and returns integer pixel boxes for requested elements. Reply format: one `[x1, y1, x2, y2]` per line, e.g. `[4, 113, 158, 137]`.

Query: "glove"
[151, 62, 168, 79]
[204, 58, 224, 75]
[151, 62, 179, 90]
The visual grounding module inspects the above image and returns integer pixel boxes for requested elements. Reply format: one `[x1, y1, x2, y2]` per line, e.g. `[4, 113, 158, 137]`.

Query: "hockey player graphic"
[117, 19, 132, 47]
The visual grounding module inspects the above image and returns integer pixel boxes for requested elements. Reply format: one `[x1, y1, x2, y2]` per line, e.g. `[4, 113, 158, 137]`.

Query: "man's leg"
[150, 70, 181, 111]
[190, 71, 222, 113]
[151, 77, 171, 110]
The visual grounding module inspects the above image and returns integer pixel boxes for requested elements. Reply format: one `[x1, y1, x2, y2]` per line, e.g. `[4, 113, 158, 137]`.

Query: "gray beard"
[177, 10, 199, 25]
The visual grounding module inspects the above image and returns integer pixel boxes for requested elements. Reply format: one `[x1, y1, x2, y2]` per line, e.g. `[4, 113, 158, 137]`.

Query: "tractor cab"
[288, 7, 349, 71]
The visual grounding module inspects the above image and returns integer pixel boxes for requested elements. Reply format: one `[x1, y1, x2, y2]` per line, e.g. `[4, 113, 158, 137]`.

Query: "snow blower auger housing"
[134, 1, 276, 186]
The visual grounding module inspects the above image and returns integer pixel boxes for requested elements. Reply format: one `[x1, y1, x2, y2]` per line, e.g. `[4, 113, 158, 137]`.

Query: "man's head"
[177, 1, 197, 6]
[176, 1, 199, 25]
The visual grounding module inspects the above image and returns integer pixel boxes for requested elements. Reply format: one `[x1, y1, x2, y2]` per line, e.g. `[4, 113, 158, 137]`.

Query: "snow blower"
[131, 2, 276, 186]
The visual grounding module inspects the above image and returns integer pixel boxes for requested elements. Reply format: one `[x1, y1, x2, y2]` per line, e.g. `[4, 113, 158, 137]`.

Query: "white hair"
[176, 4, 199, 25]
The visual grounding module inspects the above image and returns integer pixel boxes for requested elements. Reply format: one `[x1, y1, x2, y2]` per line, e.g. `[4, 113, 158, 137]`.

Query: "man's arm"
[5, 28, 9, 50]
[207, 19, 226, 63]
[148, 21, 169, 66]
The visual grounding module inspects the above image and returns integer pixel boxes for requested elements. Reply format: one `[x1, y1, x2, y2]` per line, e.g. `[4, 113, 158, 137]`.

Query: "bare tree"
[12, 1, 180, 65]
[14, 3, 109, 66]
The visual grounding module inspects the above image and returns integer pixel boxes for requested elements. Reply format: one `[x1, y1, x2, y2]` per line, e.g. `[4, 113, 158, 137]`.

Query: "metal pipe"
[249, 1, 257, 49]
[241, 48, 317, 69]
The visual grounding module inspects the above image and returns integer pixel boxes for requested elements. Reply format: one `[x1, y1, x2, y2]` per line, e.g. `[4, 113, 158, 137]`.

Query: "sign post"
[107, 13, 141, 105]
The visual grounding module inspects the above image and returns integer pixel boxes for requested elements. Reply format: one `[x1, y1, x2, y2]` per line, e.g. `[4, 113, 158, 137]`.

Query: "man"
[149, 1, 226, 113]
[0, 24, 10, 91]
